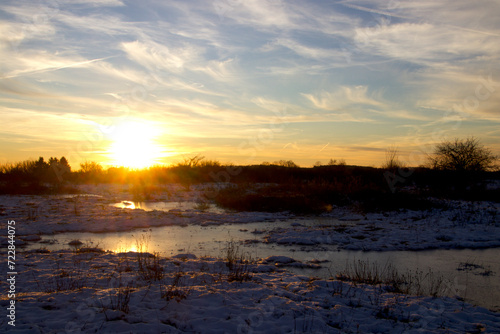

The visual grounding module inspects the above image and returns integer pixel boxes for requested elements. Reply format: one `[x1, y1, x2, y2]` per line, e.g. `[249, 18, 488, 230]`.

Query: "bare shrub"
[135, 234, 164, 282]
[177, 155, 205, 167]
[336, 259, 447, 297]
[336, 259, 395, 285]
[273, 160, 299, 167]
[429, 137, 498, 172]
[160, 271, 190, 302]
[224, 240, 252, 282]
[383, 146, 404, 170]
[98, 274, 133, 317]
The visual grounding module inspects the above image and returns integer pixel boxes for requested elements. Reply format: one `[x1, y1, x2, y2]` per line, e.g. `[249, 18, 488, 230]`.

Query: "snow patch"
[3, 250, 498, 333]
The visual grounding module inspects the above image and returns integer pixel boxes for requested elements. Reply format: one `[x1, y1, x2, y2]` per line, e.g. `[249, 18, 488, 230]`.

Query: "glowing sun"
[108, 120, 163, 169]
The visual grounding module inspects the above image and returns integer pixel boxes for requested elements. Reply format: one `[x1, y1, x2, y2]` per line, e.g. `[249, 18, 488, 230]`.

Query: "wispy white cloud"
[121, 40, 190, 72]
[67, 0, 125, 7]
[269, 38, 346, 61]
[251, 96, 376, 124]
[0, 107, 94, 141]
[1, 55, 115, 79]
[0, 19, 55, 48]
[354, 22, 500, 65]
[0, 0, 499, 166]
[55, 12, 131, 35]
[192, 58, 240, 82]
[215, 0, 293, 29]
[302, 86, 385, 111]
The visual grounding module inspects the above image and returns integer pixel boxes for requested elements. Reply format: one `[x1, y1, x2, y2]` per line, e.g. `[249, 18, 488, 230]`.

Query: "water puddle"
[27, 218, 343, 255]
[111, 201, 226, 214]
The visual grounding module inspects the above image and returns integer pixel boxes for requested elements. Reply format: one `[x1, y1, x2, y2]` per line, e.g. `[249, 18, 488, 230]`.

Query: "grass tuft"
[223, 240, 252, 282]
[336, 259, 447, 297]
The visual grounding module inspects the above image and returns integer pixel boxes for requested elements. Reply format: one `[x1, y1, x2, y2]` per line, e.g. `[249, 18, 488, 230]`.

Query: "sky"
[1, 0, 499, 169]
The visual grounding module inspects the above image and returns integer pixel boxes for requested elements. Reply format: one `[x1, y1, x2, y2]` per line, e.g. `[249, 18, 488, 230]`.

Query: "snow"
[1, 184, 499, 332]
[1, 184, 497, 252]
[1, 250, 499, 333]
[263, 201, 500, 251]
[0, 184, 291, 245]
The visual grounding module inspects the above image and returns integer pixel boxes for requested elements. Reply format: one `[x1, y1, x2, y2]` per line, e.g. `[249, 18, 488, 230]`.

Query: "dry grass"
[336, 259, 447, 297]
[223, 240, 252, 282]
[135, 234, 164, 282]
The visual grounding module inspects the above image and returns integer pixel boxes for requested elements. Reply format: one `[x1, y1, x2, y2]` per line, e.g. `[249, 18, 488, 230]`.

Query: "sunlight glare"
[113, 243, 138, 254]
[109, 120, 163, 169]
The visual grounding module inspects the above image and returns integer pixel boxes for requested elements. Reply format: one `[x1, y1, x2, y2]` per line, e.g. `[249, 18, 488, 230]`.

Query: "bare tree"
[383, 146, 403, 170]
[80, 161, 103, 174]
[274, 160, 299, 168]
[178, 155, 205, 167]
[429, 137, 498, 172]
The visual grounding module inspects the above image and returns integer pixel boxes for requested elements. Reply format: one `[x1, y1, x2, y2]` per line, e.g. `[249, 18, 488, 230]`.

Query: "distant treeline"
[2, 138, 498, 213]
[1, 156, 498, 209]
[0, 157, 72, 194]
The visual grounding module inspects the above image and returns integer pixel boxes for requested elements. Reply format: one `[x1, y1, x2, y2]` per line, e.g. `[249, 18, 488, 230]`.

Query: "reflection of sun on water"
[114, 243, 138, 253]
[108, 120, 164, 169]
[111, 233, 152, 254]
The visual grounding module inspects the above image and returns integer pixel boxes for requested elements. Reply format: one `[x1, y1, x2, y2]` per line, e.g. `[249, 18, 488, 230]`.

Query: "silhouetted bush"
[429, 137, 498, 172]
[214, 185, 326, 214]
[2, 154, 499, 206]
[0, 157, 74, 194]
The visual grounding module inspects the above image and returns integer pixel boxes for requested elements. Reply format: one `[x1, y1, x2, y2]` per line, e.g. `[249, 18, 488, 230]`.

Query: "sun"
[108, 120, 164, 169]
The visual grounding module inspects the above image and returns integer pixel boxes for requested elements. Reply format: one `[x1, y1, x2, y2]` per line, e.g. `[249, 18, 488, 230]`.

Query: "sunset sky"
[1, 0, 499, 169]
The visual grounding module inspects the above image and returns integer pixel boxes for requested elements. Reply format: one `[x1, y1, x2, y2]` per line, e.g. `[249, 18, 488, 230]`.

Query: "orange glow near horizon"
[107, 120, 165, 169]
[109, 242, 139, 254]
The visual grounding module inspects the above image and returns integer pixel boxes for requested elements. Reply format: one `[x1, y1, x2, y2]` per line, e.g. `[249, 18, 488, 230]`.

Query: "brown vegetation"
[1, 139, 498, 212]
[429, 137, 498, 172]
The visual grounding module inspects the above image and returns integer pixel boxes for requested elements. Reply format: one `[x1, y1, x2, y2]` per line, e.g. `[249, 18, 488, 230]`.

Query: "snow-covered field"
[1, 184, 498, 252]
[2, 250, 500, 333]
[263, 201, 500, 252]
[0, 184, 289, 242]
[1, 184, 500, 333]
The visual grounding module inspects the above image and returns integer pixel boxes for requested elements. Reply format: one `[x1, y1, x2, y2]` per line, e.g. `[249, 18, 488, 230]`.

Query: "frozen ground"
[1, 184, 499, 332]
[1, 250, 500, 333]
[1, 184, 498, 252]
[0, 184, 290, 246]
[263, 200, 500, 251]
